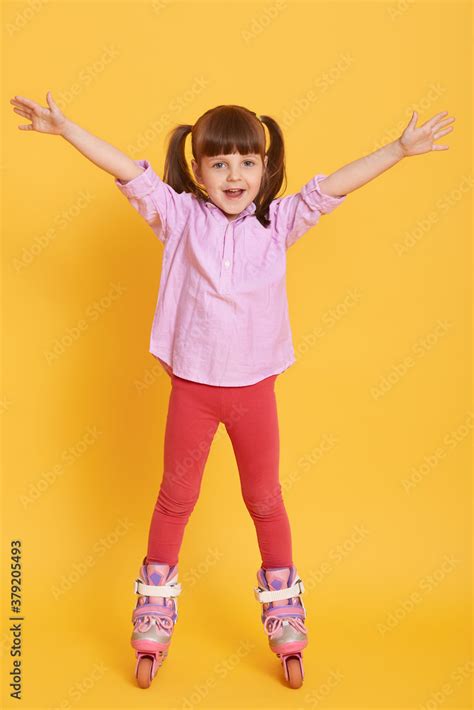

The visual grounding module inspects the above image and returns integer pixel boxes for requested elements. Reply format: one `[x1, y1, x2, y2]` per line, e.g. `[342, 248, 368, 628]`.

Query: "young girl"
[10, 93, 455, 689]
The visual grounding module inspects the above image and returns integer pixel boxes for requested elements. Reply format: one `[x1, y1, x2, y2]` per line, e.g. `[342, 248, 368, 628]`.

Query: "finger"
[432, 144, 449, 151]
[18, 124, 33, 130]
[12, 103, 32, 116]
[10, 98, 29, 110]
[433, 116, 456, 131]
[12, 95, 41, 111]
[46, 90, 58, 111]
[12, 96, 42, 118]
[408, 110, 418, 127]
[423, 110, 449, 130]
[433, 127, 454, 139]
[13, 107, 31, 119]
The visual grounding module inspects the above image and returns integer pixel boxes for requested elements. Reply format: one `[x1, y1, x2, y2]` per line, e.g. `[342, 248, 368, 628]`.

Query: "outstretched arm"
[10, 90, 143, 183]
[318, 110, 456, 198]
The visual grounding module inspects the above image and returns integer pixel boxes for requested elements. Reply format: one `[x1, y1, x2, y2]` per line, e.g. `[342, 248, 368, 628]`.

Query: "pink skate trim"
[260, 605, 306, 626]
[133, 603, 175, 616]
[132, 638, 169, 653]
[273, 639, 308, 654]
[262, 605, 305, 617]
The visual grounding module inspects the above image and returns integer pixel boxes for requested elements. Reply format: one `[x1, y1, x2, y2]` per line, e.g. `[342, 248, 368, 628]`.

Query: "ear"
[263, 154, 268, 170]
[191, 158, 202, 185]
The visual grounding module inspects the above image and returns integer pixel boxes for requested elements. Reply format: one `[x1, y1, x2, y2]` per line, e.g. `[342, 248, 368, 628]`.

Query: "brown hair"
[162, 104, 287, 228]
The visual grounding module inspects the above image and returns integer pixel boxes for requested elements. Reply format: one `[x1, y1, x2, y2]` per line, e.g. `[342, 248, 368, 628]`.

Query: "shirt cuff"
[114, 159, 160, 199]
[300, 173, 348, 214]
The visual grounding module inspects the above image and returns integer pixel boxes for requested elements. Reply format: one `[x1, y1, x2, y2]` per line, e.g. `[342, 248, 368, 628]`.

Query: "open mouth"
[224, 189, 245, 200]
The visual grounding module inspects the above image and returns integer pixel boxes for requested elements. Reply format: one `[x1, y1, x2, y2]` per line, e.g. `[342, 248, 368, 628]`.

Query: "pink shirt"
[115, 159, 347, 386]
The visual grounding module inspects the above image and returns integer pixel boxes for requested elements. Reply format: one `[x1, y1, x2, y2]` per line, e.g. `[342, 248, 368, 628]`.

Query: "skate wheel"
[285, 656, 303, 689]
[136, 656, 154, 688]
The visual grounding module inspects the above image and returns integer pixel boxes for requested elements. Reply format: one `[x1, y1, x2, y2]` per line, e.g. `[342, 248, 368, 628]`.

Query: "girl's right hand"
[10, 91, 67, 136]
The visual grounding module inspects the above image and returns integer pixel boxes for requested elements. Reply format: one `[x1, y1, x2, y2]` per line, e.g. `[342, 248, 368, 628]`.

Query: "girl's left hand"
[398, 110, 456, 157]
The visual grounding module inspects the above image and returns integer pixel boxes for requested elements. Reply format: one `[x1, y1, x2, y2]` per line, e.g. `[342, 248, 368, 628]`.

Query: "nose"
[227, 165, 242, 180]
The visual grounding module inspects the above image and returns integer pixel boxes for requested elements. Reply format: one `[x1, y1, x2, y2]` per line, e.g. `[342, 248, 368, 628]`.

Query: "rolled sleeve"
[115, 159, 189, 243]
[271, 173, 347, 250]
[300, 174, 347, 214]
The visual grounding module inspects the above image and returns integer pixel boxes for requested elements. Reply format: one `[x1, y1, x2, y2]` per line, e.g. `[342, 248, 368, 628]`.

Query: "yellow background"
[1, 0, 471, 708]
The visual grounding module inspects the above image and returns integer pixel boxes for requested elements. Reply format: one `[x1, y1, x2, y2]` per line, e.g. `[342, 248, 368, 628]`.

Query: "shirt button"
[224, 259, 230, 268]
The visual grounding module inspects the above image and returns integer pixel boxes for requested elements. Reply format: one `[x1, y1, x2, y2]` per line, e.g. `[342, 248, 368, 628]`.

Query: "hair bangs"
[193, 106, 266, 163]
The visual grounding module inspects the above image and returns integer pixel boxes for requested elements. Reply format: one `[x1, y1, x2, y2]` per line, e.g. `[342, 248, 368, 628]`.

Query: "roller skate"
[254, 565, 308, 688]
[131, 557, 182, 688]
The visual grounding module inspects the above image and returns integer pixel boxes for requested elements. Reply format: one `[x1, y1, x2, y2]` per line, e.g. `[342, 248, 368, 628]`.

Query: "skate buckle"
[254, 578, 305, 603]
[134, 578, 182, 596]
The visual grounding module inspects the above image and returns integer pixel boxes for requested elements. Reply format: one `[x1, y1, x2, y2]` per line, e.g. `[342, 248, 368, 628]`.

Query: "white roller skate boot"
[131, 557, 182, 688]
[254, 564, 308, 688]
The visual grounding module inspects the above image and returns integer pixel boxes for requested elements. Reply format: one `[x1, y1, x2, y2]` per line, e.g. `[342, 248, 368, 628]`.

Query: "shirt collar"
[204, 199, 256, 220]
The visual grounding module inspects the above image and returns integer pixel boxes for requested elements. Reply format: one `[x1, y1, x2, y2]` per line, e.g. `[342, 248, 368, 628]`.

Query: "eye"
[211, 160, 256, 168]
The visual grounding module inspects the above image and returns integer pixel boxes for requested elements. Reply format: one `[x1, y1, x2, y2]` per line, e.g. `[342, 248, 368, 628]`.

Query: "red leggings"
[146, 372, 294, 568]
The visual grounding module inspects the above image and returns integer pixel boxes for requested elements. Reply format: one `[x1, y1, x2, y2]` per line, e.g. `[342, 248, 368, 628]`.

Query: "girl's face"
[192, 152, 268, 220]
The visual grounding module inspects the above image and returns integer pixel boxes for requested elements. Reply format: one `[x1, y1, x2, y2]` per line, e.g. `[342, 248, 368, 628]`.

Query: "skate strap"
[260, 604, 305, 619]
[134, 579, 182, 597]
[254, 579, 305, 603]
[132, 603, 176, 623]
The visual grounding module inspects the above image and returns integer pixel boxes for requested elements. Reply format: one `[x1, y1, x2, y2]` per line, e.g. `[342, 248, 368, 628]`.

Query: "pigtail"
[255, 115, 287, 228]
[163, 124, 204, 201]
